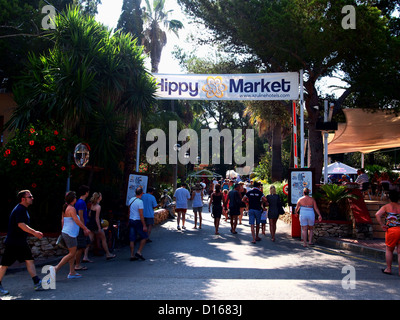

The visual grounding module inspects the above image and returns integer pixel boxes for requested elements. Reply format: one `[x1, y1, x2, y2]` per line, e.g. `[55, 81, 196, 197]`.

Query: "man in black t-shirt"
[0, 190, 44, 295]
[243, 182, 267, 243]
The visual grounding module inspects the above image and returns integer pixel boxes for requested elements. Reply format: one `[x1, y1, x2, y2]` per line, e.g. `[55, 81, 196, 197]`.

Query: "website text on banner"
[153, 73, 299, 101]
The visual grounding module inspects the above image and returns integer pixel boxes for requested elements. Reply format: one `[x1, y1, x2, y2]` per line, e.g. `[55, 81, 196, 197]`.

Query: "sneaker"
[177, 226, 181, 230]
[34, 279, 44, 291]
[0, 284, 9, 296]
[67, 273, 82, 279]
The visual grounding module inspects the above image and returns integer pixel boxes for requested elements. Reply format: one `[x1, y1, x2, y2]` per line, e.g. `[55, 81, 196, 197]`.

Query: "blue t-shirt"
[141, 193, 158, 218]
[75, 198, 88, 226]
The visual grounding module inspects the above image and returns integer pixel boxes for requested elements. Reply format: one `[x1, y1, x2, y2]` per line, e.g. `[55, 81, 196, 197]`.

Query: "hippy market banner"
[152, 72, 299, 101]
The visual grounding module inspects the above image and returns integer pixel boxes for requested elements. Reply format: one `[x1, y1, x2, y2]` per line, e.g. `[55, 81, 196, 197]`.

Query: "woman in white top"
[191, 184, 203, 229]
[295, 188, 322, 247]
[54, 191, 90, 279]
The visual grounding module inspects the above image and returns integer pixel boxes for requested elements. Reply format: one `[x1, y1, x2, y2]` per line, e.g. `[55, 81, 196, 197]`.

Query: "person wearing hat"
[191, 183, 204, 229]
[160, 189, 174, 219]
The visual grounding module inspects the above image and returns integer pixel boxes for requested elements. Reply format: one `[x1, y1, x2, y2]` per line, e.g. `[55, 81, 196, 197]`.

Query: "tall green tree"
[177, 0, 398, 182]
[142, 0, 183, 73]
[7, 8, 157, 188]
[0, 0, 101, 90]
[117, 0, 143, 43]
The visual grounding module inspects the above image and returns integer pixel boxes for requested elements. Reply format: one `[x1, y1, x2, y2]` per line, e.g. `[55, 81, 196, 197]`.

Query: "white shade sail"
[328, 108, 400, 154]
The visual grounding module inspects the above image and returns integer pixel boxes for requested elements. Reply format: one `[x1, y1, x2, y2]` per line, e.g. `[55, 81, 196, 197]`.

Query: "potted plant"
[316, 184, 359, 220]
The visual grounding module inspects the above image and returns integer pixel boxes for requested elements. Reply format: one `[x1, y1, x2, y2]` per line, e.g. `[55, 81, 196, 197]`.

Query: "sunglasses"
[24, 195, 33, 199]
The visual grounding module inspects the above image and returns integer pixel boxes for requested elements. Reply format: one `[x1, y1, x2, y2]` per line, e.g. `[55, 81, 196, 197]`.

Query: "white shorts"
[299, 207, 315, 227]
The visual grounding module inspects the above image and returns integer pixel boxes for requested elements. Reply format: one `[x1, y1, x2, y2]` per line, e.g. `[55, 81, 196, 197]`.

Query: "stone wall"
[0, 208, 171, 259]
[0, 235, 68, 259]
[313, 221, 353, 241]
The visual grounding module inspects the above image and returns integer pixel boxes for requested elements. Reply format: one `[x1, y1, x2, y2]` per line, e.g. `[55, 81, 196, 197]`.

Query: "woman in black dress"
[266, 185, 281, 241]
[209, 184, 223, 235]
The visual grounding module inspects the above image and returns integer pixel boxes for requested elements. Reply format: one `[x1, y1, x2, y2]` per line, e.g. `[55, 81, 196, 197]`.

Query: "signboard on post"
[288, 168, 315, 206]
[153, 72, 299, 101]
[126, 174, 148, 206]
[288, 168, 315, 238]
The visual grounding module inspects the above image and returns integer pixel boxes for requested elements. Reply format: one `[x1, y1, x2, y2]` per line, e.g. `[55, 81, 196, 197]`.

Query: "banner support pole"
[299, 69, 305, 168]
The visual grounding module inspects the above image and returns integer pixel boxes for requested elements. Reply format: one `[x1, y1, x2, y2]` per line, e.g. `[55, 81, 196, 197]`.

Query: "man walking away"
[242, 181, 267, 243]
[173, 183, 191, 230]
[141, 187, 158, 242]
[128, 188, 148, 261]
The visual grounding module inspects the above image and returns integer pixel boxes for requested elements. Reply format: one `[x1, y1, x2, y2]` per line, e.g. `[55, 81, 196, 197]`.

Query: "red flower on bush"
[11, 160, 17, 166]
[24, 158, 30, 164]
[50, 146, 56, 151]
[29, 140, 35, 146]
[32, 183, 37, 188]
[5, 149, 11, 155]
[45, 146, 50, 152]
[54, 130, 59, 135]
[61, 166, 66, 171]
[38, 160, 43, 166]
[29, 128, 35, 134]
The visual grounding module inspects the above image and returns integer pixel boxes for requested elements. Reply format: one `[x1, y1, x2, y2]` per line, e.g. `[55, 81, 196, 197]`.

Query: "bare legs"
[55, 246, 78, 276]
[383, 245, 400, 275]
[301, 226, 314, 247]
[269, 218, 277, 241]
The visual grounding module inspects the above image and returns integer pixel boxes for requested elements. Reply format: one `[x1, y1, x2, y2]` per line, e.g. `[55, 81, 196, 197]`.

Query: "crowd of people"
[173, 179, 286, 245]
[2, 176, 400, 296]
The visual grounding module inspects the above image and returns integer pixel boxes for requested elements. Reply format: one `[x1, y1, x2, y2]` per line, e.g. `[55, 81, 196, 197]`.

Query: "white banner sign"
[153, 72, 299, 101]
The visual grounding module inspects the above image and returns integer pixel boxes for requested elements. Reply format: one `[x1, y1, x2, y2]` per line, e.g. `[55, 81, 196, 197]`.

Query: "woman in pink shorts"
[376, 190, 400, 275]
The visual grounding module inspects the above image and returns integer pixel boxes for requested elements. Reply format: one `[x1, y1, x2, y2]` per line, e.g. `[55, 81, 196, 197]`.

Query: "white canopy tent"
[322, 161, 358, 175]
[226, 170, 239, 179]
[188, 169, 222, 186]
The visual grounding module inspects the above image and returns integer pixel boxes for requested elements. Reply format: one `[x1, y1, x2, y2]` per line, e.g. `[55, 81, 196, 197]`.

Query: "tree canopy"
[8, 7, 157, 172]
[177, 0, 400, 181]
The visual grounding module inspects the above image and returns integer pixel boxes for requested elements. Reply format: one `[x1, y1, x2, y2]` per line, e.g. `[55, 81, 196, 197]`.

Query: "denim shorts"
[248, 209, 262, 225]
[129, 219, 149, 241]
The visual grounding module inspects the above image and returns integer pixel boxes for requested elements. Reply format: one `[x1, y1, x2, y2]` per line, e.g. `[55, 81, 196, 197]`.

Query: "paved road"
[1, 205, 399, 301]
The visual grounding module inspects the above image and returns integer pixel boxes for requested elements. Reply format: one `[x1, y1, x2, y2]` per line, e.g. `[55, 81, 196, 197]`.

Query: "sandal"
[382, 268, 392, 275]
[82, 259, 94, 263]
[74, 266, 88, 271]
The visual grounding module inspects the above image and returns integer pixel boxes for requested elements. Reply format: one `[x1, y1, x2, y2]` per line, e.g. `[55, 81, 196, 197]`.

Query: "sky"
[95, 0, 347, 96]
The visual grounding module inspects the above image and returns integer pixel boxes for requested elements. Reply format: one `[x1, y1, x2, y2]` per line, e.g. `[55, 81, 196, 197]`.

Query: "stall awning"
[328, 109, 400, 154]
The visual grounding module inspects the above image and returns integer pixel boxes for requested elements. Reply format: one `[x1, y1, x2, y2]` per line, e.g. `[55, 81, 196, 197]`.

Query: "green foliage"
[316, 184, 358, 205]
[0, 121, 79, 231]
[8, 7, 157, 172]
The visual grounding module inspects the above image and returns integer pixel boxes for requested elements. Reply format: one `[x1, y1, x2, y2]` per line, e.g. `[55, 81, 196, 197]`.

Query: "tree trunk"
[305, 80, 323, 184]
[122, 121, 138, 202]
[271, 122, 283, 182]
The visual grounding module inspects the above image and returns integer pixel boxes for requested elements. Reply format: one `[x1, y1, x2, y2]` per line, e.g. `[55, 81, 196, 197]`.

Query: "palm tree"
[142, 0, 183, 73]
[317, 184, 358, 220]
[244, 101, 291, 182]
